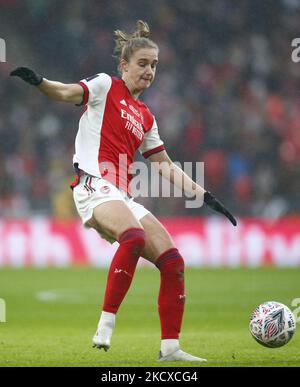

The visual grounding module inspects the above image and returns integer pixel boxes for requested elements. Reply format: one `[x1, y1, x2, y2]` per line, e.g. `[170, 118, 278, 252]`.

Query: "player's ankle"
[98, 311, 116, 330]
[160, 339, 180, 356]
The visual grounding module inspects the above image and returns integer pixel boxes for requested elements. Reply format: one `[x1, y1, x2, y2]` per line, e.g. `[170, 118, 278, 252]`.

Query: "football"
[249, 301, 296, 348]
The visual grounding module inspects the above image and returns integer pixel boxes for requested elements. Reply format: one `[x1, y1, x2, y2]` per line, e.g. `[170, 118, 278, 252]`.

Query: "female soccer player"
[10, 20, 236, 362]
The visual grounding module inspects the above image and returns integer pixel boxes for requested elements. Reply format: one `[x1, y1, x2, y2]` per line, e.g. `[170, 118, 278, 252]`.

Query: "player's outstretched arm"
[10, 67, 84, 105]
[149, 150, 237, 226]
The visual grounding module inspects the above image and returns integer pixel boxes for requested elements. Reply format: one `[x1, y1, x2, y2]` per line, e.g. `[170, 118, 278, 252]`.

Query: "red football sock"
[102, 228, 145, 314]
[156, 248, 185, 339]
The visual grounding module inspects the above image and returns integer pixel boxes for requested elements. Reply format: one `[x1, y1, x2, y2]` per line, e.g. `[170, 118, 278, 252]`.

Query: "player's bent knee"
[156, 248, 185, 274]
[119, 228, 146, 257]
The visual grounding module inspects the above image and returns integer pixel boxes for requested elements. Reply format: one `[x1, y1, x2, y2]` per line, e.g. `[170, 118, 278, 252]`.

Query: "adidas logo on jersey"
[120, 99, 127, 106]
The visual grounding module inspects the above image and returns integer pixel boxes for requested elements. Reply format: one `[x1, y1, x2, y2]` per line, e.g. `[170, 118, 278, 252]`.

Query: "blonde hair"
[114, 20, 159, 74]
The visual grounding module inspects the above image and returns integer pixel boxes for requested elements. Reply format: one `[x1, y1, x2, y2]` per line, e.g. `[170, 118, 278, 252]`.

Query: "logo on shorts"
[100, 185, 110, 194]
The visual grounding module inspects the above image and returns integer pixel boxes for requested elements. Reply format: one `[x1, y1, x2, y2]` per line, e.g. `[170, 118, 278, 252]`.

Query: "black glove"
[204, 191, 237, 226]
[10, 67, 43, 86]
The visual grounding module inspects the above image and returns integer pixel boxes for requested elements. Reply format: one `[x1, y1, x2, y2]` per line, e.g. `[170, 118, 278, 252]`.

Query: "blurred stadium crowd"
[0, 0, 300, 219]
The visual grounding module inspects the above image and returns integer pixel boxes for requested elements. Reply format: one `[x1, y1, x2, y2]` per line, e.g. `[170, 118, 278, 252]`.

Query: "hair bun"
[133, 20, 150, 39]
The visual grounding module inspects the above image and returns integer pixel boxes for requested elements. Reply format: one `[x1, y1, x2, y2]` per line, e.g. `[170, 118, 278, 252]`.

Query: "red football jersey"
[73, 73, 164, 193]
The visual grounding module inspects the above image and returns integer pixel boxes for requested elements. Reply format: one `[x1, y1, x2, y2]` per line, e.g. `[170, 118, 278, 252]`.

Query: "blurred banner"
[0, 217, 299, 267]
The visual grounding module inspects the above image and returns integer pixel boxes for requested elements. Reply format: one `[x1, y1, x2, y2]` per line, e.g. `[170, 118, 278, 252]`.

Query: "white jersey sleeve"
[78, 73, 112, 106]
[138, 117, 165, 158]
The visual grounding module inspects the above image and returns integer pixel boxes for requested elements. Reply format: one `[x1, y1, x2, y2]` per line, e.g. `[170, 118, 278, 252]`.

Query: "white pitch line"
[36, 289, 88, 304]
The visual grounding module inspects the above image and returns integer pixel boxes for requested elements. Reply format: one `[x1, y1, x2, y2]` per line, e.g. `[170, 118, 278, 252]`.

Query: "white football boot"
[158, 349, 207, 362]
[92, 311, 115, 351]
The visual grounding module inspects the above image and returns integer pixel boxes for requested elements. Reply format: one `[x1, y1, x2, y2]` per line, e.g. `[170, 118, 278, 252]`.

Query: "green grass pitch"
[0, 266, 299, 367]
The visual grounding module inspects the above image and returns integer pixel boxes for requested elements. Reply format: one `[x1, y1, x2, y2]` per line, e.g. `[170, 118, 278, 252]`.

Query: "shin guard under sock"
[156, 248, 185, 339]
[102, 228, 145, 314]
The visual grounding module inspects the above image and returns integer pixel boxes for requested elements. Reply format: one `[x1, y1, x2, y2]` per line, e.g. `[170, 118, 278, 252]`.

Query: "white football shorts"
[72, 172, 150, 228]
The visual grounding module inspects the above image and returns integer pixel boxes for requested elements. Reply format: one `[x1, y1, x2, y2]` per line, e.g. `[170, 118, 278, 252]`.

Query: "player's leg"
[86, 200, 146, 351]
[139, 213, 207, 362]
